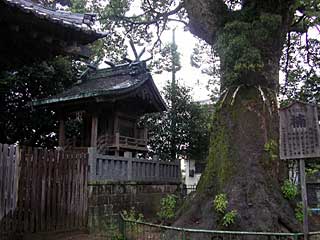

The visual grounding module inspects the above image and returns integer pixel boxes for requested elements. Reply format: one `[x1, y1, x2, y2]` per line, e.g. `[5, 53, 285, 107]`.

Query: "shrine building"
[0, 0, 105, 69]
[33, 61, 167, 157]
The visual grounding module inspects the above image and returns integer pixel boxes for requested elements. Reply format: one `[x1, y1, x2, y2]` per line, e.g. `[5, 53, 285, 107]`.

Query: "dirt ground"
[23, 231, 109, 240]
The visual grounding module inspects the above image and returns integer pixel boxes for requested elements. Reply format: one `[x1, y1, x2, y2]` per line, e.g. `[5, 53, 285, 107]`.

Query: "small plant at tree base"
[122, 207, 144, 235]
[122, 207, 144, 222]
[295, 202, 311, 223]
[213, 193, 228, 213]
[222, 210, 237, 227]
[264, 139, 278, 161]
[111, 230, 126, 240]
[157, 194, 177, 223]
[281, 179, 298, 200]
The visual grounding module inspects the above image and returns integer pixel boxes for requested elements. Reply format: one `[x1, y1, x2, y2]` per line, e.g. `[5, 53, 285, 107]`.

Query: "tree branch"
[98, 2, 184, 27]
[184, 0, 230, 45]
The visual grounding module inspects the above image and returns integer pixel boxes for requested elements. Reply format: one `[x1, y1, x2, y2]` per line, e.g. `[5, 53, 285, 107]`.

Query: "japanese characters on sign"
[279, 102, 320, 160]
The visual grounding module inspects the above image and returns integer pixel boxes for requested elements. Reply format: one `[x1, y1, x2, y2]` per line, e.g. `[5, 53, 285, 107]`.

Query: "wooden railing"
[118, 134, 147, 148]
[97, 133, 148, 152]
[88, 148, 180, 183]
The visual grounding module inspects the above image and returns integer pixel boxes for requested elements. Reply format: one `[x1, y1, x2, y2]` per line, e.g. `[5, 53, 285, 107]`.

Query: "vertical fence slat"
[0, 144, 4, 222]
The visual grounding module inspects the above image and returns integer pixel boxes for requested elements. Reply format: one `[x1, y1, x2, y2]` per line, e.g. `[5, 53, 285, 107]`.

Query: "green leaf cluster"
[140, 81, 211, 162]
[264, 139, 278, 161]
[295, 202, 312, 223]
[222, 210, 238, 227]
[281, 180, 298, 200]
[122, 207, 144, 222]
[0, 57, 80, 146]
[157, 194, 177, 223]
[213, 193, 237, 227]
[217, 13, 282, 86]
[213, 193, 228, 213]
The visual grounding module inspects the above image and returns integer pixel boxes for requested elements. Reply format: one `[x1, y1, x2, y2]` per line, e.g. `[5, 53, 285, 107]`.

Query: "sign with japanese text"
[279, 101, 320, 160]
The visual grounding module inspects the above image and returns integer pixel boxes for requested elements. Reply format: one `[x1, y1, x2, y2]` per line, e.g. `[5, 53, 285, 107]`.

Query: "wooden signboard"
[279, 101, 320, 240]
[279, 101, 320, 160]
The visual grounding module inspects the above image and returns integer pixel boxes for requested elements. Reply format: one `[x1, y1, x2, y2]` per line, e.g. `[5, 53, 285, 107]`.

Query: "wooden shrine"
[33, 61, 167, 157]
[0, 0, 105, 69]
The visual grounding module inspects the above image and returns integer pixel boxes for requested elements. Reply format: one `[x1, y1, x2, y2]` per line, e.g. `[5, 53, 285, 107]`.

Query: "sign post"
[299, 158, 308, 240]
[279, 101, 320, 240]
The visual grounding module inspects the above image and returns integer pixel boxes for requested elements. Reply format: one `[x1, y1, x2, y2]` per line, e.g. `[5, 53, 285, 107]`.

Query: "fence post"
[182, 229, 186, 240]
[177, 159, 181, 182]
[155, 162, 160, 181]
[127, 158, 132, 181]
[13, 145, 20, 212]
[88, 147, 97, 181]
[119, 214, 126, 238]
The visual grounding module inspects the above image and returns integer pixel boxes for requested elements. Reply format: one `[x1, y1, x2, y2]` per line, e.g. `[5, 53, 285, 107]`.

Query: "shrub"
[122, 207, 144, 222]
[295, 202, 311, 222]
[281, 179, 298, 200]
[122, 207, 144, 236]
[213, 194, 228, 213]
[222, 210, 237, 227]
[264, 139, 278, 160]
[157, 194, 177, 223]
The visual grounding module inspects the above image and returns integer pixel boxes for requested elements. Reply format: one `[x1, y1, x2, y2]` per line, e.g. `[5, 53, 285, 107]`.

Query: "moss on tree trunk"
[175, 86, 301, 234]
[173, 0, 304, 235]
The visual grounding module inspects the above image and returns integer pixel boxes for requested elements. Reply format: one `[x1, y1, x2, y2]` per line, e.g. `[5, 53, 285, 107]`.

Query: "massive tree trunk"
[175, 0, 303, 233]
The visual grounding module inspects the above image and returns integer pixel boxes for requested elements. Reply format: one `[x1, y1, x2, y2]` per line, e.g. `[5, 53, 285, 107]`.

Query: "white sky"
[123, 1, 212, 101]
[104, 2, 320, 102]
[100, 25, 213, 101]
[152, 28, 212, 102]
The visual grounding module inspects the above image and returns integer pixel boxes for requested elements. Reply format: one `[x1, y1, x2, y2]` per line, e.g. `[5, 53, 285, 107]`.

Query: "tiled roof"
[32, 62, 167, 112]
[2, 0, 106, 39]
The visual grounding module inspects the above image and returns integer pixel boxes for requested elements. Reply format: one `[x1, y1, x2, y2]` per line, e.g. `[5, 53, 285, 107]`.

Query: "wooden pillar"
[58, 119, 65, 147]
[113, 112, 119, 134]
[90, 114, 98, 147]
[144, 128, 148, 140]
[300, 159, 309, 240]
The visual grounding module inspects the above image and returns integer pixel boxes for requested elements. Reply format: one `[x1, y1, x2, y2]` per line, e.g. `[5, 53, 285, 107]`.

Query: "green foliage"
[122, 207, 144, 236]
[222, 210, 237, 227]
[216, 13, 282, 86]
[187, 103, 212, 162]
[111, 234, 125, 240]
[306, 162, 320, 177]
[264, 139, 278, 161]
[295, 202, 312, 223]
[213, 194, 228, 213]
[0, 57, 80, 146]
[280, 32, 320, 104]
[151, 42, 181, 74]
[122, 207, 144, 222]
[213, 193, 237, 227]
[281, 180, 298, 200]
[157, 194, 177, 223]
[140, 81, 211, 161]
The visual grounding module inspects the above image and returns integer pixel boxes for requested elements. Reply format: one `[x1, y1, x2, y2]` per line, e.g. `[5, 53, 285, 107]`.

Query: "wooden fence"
[0, 145, 89, 239]
[88, 148, 180, 183]
[0, 144, 20, 233]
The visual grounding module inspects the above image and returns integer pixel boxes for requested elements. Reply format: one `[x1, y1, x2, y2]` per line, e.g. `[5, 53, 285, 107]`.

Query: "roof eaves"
[32, 77, 148, 107]
[280, 100, 319, 110]
[3, 0, 107, 39]
[146, 73, 167, 111]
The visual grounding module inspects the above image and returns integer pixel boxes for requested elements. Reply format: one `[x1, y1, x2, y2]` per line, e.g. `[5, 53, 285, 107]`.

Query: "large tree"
[32, 0, 320, 233]
[174, 0, 298, 232]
